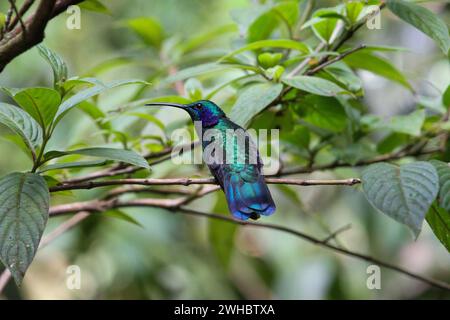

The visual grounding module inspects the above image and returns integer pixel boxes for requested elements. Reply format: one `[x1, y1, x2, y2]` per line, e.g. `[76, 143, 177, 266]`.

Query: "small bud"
[258, 52, 283, 69]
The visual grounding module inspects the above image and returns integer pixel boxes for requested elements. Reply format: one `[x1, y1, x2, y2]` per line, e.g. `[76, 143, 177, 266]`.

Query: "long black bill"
[145, 102, 186, 109]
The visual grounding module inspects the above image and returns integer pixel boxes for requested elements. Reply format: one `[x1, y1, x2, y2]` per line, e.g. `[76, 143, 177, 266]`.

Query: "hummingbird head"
[146, 100, 226, 127]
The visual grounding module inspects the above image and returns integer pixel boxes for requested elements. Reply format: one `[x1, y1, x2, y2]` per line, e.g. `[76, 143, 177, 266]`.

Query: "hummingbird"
[146, 100, 276, 220]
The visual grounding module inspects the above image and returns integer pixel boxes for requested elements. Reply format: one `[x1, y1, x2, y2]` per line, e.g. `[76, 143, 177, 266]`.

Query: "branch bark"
[0, 0, 84, 72]
[49, 177, 361, 192]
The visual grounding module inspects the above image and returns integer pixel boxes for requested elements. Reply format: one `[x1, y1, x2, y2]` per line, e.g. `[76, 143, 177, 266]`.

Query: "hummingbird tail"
[223, 174, 276, 221]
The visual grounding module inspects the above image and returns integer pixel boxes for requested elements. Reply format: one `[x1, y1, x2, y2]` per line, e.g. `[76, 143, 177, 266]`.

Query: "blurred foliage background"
[0, 0, 449, 299]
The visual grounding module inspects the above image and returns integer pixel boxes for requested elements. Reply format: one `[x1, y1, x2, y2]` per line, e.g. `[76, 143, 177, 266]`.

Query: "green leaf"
[247, 11, 279, 43]
[161, 63, 229, 86]
[229, 83, 283, 127]
[322, 63, 362, 93]
[104, 210, 143, 228]
[0, 103, 43, 154]
[301, 96, 347, 132]
[362, 162, 439, 237]
[77, 101, 111, 133]
[82, 57, 133, 77]
[126, 112, 165, 131]
[125, 17, 164, 48]
[343, 51, 413, 90]
[386, 109, 425, 136]
[39, 159, 108, 173]
[272, 1, 299, 26]
[345, 1, 364, 24]
[430, 160, 450, 211]
[180, 24, 237, 53]
[219, 39, 309, 62]
[311, 9, 339, 43]
[0, 12, 6, 29]
[0, 172, 50, 285]
[426, 203, 450, 252]
[3, 87, 62, 129]
[45, 147, 150, 169]
[387, 0, 450, 55]
[54, 79, 147, 124]
[209, 193, 236, 268]
[443, 85, 450, 108]
[79, 0, 111, 14]
[37, 45, 68, 88]
[283, 75, 350, 97]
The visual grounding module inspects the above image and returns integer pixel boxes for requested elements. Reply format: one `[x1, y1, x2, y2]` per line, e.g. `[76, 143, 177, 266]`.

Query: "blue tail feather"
[223, 173, 276, 221]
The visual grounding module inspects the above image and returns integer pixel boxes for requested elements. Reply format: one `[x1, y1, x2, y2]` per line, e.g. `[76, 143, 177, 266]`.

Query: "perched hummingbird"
[146, 100, 276, 220]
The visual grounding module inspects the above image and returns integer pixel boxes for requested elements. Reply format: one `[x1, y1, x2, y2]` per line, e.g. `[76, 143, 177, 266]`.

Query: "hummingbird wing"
[208, 119, 276, 220]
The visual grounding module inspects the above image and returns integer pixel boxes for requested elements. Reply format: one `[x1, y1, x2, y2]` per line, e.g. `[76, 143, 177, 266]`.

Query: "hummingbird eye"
[196, 103, 202, 109]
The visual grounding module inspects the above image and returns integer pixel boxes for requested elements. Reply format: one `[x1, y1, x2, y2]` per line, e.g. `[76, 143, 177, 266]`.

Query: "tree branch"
[49, 177, 362, 193]
[0, 0, 85, 72]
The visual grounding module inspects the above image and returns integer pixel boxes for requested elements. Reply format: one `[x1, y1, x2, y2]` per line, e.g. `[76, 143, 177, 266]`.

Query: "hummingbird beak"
[145, 102, 187, 110]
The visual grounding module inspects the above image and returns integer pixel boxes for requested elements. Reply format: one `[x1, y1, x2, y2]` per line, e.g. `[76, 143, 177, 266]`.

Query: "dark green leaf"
[430, 160, 450, 211]
[426, 203, 450, 252]
[302, 96, 347, 132]
[39, 159, 108, 173]
[387, 0, 450, 54]
[45, 147, 150, 169]
[0, 172, 50, 285]
[343, 51, 413, 90]
[362, 162, 439, 237]
[443, 85, 450, 108]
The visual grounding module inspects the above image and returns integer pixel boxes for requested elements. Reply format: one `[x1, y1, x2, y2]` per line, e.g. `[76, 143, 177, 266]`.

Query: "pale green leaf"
[0, 103, 43, 153]
[37, 45, 68, 88]
[219, 39, 310, 62]
[386, 109, 425, 136]
[54, 79, 148, 123]
[362, 162, 439, 237]
[283, 75, 350, 96]
[125, 17, 164, 48]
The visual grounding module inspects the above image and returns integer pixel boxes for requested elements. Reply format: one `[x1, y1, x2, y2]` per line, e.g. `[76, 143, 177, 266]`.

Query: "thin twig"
[50, 177, 361, 193]
[305, 44, 366, 75]
[8, 0, 27, 35]
[8, 0, 35, 31]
